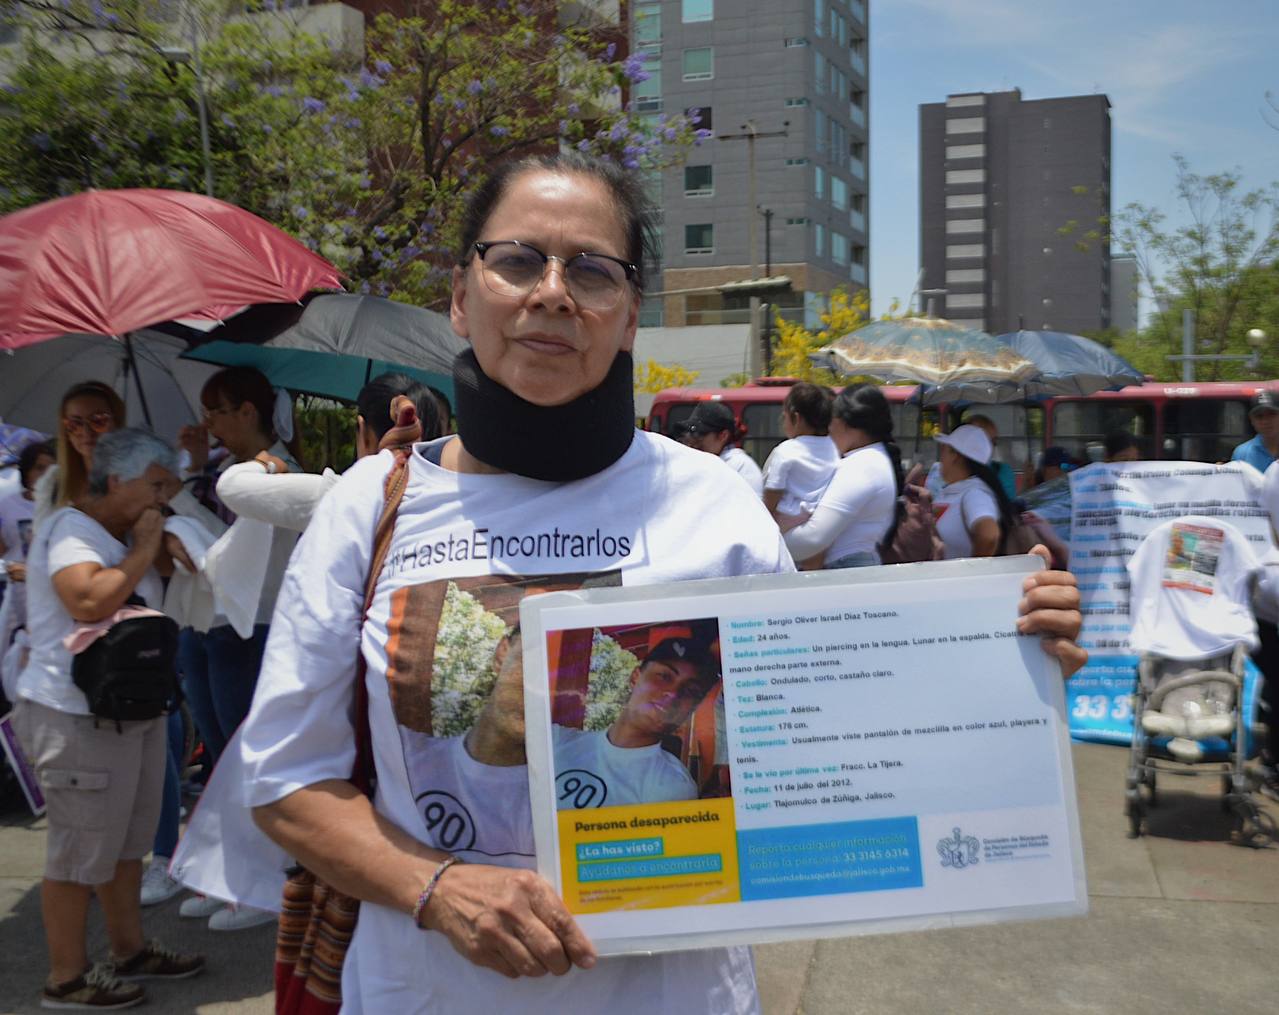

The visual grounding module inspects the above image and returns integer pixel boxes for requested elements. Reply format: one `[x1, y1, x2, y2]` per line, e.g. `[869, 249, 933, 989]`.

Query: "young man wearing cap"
[1232, 391, 1279, 474]
[678, 402, 765, 497]
[553, 630, 721, 809]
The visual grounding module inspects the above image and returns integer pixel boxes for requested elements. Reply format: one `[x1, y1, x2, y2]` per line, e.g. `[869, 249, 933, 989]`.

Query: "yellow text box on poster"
[558, 797, 739, 914]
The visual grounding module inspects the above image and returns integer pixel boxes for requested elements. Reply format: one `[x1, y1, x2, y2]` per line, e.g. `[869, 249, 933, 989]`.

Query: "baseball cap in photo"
[645, 635, 720, 682]
[680, 400, 737, 436]
[1250, 390, 1279, 416]
[934, 424, 993, 465]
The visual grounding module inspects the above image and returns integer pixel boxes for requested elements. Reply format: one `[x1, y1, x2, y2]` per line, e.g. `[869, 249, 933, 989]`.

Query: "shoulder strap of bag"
[350, 449, 412, 797]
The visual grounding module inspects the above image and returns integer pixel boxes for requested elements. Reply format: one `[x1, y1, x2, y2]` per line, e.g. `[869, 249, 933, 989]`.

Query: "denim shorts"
[826, 551, 881, 569]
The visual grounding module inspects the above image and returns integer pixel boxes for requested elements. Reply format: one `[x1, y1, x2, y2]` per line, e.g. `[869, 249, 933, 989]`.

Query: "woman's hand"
[5, 561, 26, 583]
[1018, 545, 1087, 678]
[254, 451, 291, 475]
[422, 863, 596, 979]
[162, 531, 197, 574]
[177, 423, 210, 472]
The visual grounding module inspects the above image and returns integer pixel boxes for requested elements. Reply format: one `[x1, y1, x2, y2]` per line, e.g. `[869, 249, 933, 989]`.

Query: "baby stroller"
[1123, 516, 1274, 846]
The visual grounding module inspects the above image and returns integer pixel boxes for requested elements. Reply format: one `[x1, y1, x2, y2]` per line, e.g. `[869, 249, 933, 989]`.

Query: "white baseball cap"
[935, 424, 993, 465]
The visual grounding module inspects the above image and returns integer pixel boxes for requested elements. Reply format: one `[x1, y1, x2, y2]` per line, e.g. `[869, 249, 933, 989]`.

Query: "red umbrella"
[0, 188, 343, 350]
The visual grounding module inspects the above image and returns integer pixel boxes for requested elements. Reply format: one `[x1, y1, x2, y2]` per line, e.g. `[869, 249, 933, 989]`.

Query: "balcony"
[850, 157, 866, 181]
[850, 50, 866, 76]
[850, 263, 867, 285]
[849, 0, 866, 25]
[849, 209, 866, 233]
[849, 102, 865, 127]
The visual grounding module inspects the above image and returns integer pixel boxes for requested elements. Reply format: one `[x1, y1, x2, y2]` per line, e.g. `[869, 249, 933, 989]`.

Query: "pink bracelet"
[412, 856, 460, 928]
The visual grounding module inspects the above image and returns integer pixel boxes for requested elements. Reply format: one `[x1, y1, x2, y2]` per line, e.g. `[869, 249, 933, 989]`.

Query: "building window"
[684, 165, 713, 196]
[945, 144, 985, 160]
[946, 268, 985, 284]
[814, 0, 824, 36]
[948, 294, 985, 309]
[946, 193, 986, 210]
[946, 93, 986, 108]
[784, 96, 809, 107]
[831, 231, 849, 265]
[785, 217, 810, 225]
[681, 0, 713, 22]
[682, 47, 713, 81]
[686, 106, 711, 130]
[785, 157, 809, 166]
[946, 169, 986, 185]
[634, 73, 662, 112]
[785, 36, 809, 47]
[815, 165, 826, 200]
[831, 176, 848, 211]
[635, 2, 661, 46]
[685, 223, 714, 254]
[946, 243, 984, 259]
[815, 223, 826, 257]
[814, 110, 827, 153]
[814, 52, 825, 94]
[946, 218, 985, 234]
[945, 117, 985, 134]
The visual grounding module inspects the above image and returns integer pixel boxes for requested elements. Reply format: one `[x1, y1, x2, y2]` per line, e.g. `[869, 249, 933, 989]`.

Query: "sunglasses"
[63, 412, 114, 437]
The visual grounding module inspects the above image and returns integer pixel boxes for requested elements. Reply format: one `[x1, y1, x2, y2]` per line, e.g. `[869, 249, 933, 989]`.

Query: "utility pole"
[760, 206, 774, 277]
[717, 122, 787, 380]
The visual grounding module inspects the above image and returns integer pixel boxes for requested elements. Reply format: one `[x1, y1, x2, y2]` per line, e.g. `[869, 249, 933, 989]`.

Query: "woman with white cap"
[933, 424, 1019, 559]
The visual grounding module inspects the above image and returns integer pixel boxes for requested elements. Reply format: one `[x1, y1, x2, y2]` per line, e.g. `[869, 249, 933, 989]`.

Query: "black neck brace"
[452, 348, 636, 482]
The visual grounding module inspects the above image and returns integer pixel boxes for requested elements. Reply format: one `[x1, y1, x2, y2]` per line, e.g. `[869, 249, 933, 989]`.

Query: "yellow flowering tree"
[769, 287, 872, 385]
[634, 359, 701, 393]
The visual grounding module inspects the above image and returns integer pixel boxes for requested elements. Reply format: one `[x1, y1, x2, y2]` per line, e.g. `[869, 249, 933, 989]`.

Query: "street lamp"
[159, 35, 214, 198]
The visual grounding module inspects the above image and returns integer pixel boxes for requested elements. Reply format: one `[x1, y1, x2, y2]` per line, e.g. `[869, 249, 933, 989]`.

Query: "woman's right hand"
[132, 507, 166, 547]
[177, 423, 210, 472]
[421, 863, 596, 979]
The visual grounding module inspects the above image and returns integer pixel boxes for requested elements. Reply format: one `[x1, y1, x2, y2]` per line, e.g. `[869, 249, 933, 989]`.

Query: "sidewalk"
[1, 742, 1276, 1014]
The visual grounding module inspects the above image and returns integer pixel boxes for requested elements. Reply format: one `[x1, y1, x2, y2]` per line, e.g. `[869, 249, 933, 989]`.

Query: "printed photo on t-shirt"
[1162, 522, 1224, 594]
[546, 617, 730, 811]
[390, 572, 620, 859]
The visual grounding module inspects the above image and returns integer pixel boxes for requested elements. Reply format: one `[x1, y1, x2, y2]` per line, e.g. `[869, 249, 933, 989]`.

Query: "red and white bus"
[648, 379, 1279, 487]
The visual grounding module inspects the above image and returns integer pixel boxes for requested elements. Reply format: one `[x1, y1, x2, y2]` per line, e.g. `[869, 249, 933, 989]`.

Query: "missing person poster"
[522, 557, 1086, 955]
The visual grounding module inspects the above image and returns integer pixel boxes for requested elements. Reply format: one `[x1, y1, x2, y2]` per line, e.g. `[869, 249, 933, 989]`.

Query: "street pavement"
[1, 742, 1275, 1014]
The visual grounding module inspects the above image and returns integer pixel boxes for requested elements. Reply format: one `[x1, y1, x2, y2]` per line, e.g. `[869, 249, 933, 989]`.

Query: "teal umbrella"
[811, 317, 1039, 404]
[178, 292, 467, 403]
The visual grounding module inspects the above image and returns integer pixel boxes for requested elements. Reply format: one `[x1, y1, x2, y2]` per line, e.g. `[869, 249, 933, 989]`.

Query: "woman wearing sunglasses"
[32, 382, 127, 534]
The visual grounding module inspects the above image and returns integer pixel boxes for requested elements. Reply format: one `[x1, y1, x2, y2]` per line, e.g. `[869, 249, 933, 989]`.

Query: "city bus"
[648, 378, 1279, 487]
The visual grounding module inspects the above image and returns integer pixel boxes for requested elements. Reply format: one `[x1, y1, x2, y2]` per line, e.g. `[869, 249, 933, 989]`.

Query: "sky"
[867, 0, 1279, 318]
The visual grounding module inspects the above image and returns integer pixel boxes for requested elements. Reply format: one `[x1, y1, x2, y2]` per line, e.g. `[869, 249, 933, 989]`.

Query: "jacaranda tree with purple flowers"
[0, 0, 707, 308]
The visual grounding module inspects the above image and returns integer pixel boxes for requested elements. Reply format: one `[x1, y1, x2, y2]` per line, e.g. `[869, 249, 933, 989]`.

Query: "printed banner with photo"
[522, 559, 1086, 954]
[1067, 462, 1266, 746]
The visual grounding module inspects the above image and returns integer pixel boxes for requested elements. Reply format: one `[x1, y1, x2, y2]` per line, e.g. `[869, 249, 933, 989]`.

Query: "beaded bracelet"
[412, 856, 461, 929]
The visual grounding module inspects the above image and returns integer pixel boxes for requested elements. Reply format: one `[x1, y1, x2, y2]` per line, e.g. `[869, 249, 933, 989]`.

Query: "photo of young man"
[552, 625, 723, 810]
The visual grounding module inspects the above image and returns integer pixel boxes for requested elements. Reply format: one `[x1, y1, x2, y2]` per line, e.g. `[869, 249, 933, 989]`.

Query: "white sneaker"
[140, 857, 184, 907]
[179, 895, 225, 919]
[207, 905, 277, 932]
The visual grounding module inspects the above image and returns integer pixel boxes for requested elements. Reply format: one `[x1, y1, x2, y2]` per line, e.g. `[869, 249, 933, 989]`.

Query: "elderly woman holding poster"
[239, 153, 1086, 1014]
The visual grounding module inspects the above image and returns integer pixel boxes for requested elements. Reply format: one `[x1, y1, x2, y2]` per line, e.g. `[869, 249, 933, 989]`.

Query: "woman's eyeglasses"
[63, 412, 114, 437]
[471, 241, 636, 310]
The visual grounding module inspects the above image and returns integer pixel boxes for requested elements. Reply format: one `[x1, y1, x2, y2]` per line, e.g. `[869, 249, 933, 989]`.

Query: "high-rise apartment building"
[919, 89, 1111, 336]
[633, 0, 870, 327]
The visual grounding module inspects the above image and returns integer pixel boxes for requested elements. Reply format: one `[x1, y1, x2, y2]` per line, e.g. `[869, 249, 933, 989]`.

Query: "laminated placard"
[521, 556, 1086, 954]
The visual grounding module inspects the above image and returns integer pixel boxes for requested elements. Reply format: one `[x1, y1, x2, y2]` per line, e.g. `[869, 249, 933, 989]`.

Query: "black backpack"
[71, 613, 181, 724]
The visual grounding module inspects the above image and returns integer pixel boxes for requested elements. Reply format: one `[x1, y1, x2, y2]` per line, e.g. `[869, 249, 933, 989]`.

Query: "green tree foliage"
[431, 582, 510, 738]
[0, 0, 708, 309]
[1065, 157, 1279, 381]
[583, 630, 637, 732]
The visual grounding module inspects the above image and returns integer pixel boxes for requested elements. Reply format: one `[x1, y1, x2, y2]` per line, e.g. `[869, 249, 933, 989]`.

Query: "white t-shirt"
[239, 430, 787, 1014]
[720, 446, 764, 498]
[762, 436, 839, 515]
[17, 507, 163, 715]
[1127, 516, 1258, 660]
[552, 725, 697, 809]
[934, 476, 1000, 560]
[783, 443, 897, 565]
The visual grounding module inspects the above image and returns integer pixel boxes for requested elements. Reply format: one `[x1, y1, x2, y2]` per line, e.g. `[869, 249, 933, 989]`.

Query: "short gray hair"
[87, 428, 178, 495]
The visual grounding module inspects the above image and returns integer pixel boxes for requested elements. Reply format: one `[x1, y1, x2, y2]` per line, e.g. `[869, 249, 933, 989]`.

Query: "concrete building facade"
[633, 0, 870, 327]
[919, 89, 1111, 336]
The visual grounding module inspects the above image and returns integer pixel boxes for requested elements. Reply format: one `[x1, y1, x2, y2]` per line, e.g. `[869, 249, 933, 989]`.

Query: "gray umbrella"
[997, 330, 1145, 398]
[178, 292, 468, 403]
